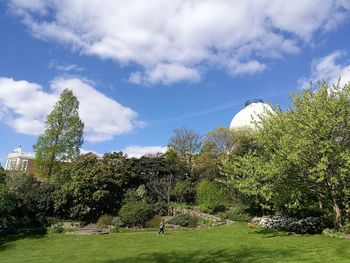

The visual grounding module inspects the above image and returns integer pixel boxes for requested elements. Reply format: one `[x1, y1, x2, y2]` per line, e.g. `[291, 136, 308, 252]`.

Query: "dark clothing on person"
[158, 222, 165, 235]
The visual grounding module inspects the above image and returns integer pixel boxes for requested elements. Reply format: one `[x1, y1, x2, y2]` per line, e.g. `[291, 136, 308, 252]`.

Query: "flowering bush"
[252, 216, 330, 234]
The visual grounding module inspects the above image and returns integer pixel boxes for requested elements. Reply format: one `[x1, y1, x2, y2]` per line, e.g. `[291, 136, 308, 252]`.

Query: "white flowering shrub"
[252, 216, 330, 234]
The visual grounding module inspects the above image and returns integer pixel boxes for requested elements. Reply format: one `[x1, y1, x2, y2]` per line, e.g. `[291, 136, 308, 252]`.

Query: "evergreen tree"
[33, 89, 84, 177]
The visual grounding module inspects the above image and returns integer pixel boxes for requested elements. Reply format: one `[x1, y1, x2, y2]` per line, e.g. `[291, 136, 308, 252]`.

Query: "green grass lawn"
[1, 223, 350, 263]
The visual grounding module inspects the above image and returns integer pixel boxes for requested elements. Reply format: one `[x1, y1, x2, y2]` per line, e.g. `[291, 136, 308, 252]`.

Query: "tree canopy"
[33, 89, 84, 177]
[222, 82, 350, 228]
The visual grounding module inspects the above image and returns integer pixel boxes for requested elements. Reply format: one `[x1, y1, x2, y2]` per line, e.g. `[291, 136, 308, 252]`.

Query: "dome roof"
[230, 100, 273, 130]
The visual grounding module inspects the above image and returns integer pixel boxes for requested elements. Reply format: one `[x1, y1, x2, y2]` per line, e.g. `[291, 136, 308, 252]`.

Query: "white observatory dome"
[230, 99, 273, 130]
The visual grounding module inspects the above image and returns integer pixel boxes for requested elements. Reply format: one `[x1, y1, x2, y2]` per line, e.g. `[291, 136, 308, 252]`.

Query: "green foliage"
[97, 214, 115, 228]
[222, 82, 350, 228]
[6, 174, 55, 228]
[204, 127, 236, 156]
[54, 152, 134, 221]
[221, 152, 273, 214]
[48, 222, 64, 234]
[196, 127, 258, 180]
[123, 188, 142, 204]
[0, 182, 15, 233]
[118, 201, 153, 227]
[172, 180, 195, 203]
[340, 223, 350, 234]
[135, 155, 189, 208]
[33, 89, 84, 177]
[0, 173, 57, 233]
[196, 180, 227, 213]
[0, 166, 6, 183]
[146, 215, 162, 228]
[167, 213, 198, 227]
[152, 201, 169, 216]
[168, 127, 202, 172]
[219, 206, 251, 222]
[194, 146, 221, 180]
[258, 83, 350, 227]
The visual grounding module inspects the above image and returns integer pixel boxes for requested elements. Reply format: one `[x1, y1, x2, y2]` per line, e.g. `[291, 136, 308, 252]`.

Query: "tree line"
[1, 82, 350, 233]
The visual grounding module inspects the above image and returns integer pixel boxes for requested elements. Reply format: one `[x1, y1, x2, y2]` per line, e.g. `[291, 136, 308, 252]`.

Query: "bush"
[45, 217, 60, 226]
[1, 174, 55, 231]
[48, 222, 64, 234]
[146, 215, 162, 228]
[253, 216, 331, 234]
[97, 214, 115, 228]
[323, 228, 350, 239]
[118, 201, 153, 227]
[110, 217, 123, 233]
[153, 201, 169, 216]
[123, 188, 142, 204]
[340, 223, 350, 234]
[219, 206, 251, 222]
[172, 180, 195, 203]
[167, 213, 198, 227]
[196, 180, 227, 214]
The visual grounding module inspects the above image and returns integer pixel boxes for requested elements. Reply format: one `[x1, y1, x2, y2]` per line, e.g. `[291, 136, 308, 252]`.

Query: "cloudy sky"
[1, 0, 350, 163]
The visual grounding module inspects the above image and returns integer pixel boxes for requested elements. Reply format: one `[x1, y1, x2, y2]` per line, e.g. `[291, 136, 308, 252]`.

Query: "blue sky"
[1, 0, 350, 164]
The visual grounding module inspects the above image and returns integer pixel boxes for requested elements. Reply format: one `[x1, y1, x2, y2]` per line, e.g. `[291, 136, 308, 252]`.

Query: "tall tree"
[196, 127, 258, 180]
[33, 89, 84, 177]
[168, 127, 202, 172]
[204, 127, 236, 156]
[222, 82, 350, 228]
[257, 83, 350, 228]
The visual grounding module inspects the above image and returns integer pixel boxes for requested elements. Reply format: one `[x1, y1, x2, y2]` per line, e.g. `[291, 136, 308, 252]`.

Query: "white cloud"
[299, 51, 350, 89]
[49, 60, 84, 72]
[8, 0, 350, 85]
[10, 0, 47, 14]
[0, 77, 142, 142]
[121, 145, 167, 158]
[228, 60, 266, 76]
[0, 77, 57, 134]
[141, 63, 200, 85]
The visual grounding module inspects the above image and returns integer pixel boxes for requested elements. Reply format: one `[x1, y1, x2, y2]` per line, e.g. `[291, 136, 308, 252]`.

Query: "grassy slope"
[1, 223, 350, 263]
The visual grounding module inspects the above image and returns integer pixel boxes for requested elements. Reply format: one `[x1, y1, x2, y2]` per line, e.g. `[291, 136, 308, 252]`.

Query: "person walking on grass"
[157, 219, 165, 236]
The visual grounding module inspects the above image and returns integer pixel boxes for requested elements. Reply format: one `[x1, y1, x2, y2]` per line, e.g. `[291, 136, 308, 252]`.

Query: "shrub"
[153, 201, 169, 216]
[219, 206, 251, 222]
[45, 217, 60, 226]
[196, 180, 227, 214]
[48, 222, 64, 234]
[110, 217, 123, 233]
[123, 188, 142, 204]
[340, 223, 350, 234]
[97, 214, 115, 228]
[253, 216, 331, 234]
[167, 213, 198, 227]
[118, 201, 153, 227]
[1, 174, 55, 231]
[172, 180, 195, 203]
[146, 215, 162, 228]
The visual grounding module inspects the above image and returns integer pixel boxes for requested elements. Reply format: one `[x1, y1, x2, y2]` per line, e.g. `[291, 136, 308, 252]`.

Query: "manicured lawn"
[1, 223, 350, 262]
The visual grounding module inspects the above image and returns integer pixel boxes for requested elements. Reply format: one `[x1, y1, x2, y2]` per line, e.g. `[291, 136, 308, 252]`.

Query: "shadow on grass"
[251, 228, 291, 238]
[102, 247, 295, 263]
[0, 230, 47, 252]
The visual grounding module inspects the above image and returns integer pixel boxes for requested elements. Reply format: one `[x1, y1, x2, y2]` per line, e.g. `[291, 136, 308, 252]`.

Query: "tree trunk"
[167, 195, 171, 216]
[340, 176, 350, 219]
[331, 191, 343, 229]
